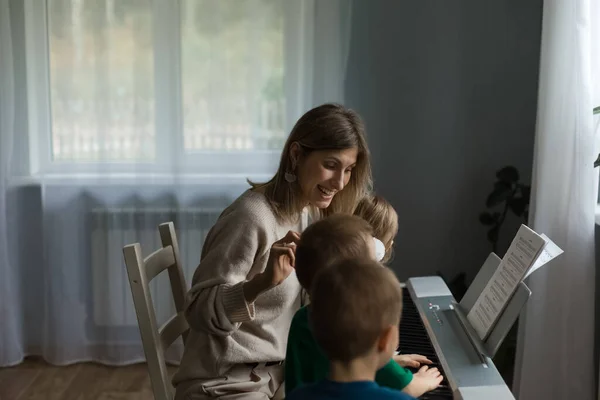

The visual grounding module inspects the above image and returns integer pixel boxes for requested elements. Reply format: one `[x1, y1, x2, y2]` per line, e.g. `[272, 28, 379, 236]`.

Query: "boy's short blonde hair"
[309, 259, 403, 363]
[295, 214, 373, 291]
[354, 195, 398, 262]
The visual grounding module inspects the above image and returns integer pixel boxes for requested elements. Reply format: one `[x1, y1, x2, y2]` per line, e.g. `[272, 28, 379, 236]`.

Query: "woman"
[173, 103, 372, 400]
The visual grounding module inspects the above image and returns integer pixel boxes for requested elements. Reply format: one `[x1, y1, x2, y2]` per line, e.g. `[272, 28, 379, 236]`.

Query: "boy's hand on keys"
[403, 366, 443, 398]
[394, 354, 432, 368]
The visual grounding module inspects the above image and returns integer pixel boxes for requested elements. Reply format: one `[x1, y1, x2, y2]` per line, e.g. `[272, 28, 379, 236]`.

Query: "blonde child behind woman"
[354, 194, 398, 263]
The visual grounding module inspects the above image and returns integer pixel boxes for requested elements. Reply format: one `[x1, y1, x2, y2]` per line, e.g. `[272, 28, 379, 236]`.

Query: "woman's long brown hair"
[250, 103, 372, 222]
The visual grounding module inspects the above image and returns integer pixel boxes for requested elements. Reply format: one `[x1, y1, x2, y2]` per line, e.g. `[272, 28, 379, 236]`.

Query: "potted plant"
[479, 166, 531, 254]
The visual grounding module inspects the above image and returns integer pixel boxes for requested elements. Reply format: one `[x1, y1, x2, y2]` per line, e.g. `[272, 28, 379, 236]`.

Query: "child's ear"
[377, 325, 398, 353]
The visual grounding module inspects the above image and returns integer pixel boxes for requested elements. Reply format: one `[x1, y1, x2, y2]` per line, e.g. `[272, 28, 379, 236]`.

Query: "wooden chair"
[123, 222, 189, 400]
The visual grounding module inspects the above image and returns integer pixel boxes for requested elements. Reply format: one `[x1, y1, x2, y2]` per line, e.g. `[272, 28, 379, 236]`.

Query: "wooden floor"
[0, 357, 177, 400]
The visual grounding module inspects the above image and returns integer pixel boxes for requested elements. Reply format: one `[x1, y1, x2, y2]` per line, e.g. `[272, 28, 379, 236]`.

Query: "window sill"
[8, 173, 273, 187]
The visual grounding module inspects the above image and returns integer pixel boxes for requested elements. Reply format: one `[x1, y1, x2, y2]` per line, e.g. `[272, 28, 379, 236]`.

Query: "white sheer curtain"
[0, 0, 352, 367]
[0, 0, 21, 366]
[514, 0, 600, 399]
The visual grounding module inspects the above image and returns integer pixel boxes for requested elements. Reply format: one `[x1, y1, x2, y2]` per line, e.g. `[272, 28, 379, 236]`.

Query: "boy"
[288, 259, 418, 399]
[285, 215, 442, 397]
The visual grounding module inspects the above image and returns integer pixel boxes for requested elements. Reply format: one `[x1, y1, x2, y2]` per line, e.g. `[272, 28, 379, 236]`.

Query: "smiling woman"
[251, 103, 372, 220]
[292, 146, 358, 208]
[173, 103, 373, 400]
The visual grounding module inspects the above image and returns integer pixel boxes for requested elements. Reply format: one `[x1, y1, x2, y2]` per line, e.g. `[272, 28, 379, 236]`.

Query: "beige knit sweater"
[173, 189, 307, 386]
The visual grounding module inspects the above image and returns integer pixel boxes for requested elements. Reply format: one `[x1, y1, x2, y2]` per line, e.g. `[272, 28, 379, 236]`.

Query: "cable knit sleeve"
[184, 203, 271, 336]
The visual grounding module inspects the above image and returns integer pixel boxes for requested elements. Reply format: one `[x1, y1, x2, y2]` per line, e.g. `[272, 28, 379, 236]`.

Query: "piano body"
[398, 253, 530, 400]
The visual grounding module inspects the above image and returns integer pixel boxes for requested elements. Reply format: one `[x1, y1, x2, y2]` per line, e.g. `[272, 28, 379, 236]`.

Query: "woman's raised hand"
[243, 230, 301, 303]
[262, 231, 301, 287]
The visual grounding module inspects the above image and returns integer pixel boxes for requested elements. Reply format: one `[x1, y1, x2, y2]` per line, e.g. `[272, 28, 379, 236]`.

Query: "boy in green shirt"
[285, 214, 443, 398]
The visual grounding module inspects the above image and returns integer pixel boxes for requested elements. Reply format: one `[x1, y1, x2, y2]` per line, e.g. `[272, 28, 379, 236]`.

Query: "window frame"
[23, 0, 312, 178]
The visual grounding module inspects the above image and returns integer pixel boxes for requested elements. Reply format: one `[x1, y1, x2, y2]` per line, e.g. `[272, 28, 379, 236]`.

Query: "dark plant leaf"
[594, 105, 600, 115]
[496, 166, 520, 184]
[487, 226, 500, 243]
[508, 197, 528, 216]
[486, 182, 512, 208]
[492, 212, 501, 219]
[524, 210, 529, 221]
[479, 212, 496, 225]
[594, 153, 600, 168]
[493, 181, 513, 191]
[520, 185, 531, 202]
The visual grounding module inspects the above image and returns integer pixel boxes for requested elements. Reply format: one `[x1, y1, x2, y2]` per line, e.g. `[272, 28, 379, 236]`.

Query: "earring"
[284, 172, 297, 183]
[285, 159, 297, 183]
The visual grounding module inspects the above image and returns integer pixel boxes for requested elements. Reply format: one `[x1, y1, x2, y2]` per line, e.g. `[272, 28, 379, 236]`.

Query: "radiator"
[91, 208, 222, 327]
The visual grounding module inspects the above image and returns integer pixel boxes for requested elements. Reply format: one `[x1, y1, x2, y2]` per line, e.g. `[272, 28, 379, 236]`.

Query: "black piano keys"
[399, 290, 453, 400]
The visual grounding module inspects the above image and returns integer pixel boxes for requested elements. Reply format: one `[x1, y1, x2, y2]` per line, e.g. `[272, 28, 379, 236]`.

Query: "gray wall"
[345, 0, 543, 283]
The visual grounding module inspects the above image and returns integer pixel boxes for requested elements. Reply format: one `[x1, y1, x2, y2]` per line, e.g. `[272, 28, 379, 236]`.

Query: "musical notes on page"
[467, 225, 546, 340]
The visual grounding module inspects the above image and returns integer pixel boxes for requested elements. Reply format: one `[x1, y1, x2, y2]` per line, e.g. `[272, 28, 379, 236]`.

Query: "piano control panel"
[427, 300, 444, 326]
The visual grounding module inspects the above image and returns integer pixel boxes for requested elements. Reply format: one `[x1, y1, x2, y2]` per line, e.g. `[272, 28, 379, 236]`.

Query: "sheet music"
[523, 234, 563, 279]
[467, 224, 546, 340]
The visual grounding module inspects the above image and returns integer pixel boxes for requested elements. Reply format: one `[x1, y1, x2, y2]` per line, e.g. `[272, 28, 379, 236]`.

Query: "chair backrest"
[123, 222, 189, 400]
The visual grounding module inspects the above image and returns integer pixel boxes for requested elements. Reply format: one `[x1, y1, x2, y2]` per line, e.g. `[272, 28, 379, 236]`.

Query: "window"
[180, 0, 286, 154]
[25, 0, 311, 176]
[48, 0, 156, 162]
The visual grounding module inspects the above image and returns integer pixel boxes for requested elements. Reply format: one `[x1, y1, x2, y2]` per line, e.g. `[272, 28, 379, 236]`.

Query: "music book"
[466, 224, 563, 340]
